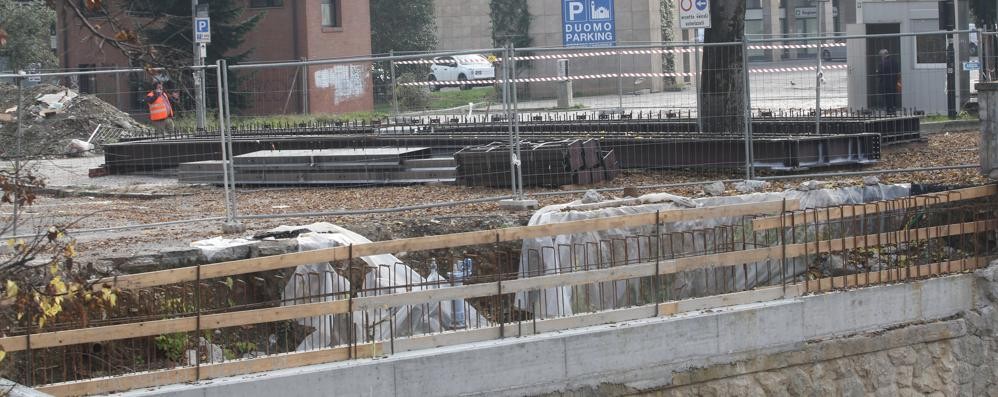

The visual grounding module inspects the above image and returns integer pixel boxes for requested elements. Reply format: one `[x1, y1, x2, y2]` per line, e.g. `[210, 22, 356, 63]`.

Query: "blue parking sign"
[195, 17, 211, 43]
[562, 0, 616, 47]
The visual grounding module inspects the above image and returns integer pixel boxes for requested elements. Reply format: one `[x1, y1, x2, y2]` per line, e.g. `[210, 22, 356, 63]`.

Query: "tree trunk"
[700, 1, 746, 133]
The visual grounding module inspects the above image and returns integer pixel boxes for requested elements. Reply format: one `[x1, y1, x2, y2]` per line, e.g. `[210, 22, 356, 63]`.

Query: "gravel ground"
[2, 129, 988, 265]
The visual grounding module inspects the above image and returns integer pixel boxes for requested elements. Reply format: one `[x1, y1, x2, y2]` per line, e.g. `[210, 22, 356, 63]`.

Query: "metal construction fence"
[0, 30, 989, 236]
[0, 185, 994, 395]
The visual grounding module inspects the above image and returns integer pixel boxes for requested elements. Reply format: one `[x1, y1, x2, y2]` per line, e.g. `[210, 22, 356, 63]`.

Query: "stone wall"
[550, 265, 998, 397]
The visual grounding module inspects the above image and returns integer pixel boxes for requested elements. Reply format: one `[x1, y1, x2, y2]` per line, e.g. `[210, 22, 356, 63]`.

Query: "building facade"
[433, 0, 665, 99]
[846, 0, 972, 114]
[53, 0, 373, 118]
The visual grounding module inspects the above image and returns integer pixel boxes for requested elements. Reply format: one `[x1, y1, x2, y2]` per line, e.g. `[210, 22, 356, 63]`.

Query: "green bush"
[395, 72, 431, 110]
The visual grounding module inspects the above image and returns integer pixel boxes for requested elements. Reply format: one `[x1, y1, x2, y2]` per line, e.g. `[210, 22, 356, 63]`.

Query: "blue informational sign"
[195, 17, 211, 43]
[963, 61, 980, 71]
[562, 0, 616, 47]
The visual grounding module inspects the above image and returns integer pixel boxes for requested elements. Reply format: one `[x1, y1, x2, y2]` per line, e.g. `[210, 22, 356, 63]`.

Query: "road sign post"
[193, 2, 210, 130]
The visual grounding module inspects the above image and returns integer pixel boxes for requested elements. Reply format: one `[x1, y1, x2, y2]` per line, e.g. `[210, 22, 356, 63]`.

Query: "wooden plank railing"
[3, 219, 993, 353]
[8, 184, 995, 396]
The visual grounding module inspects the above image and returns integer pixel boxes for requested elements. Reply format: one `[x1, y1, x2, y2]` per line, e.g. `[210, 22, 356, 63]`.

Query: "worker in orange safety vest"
[145, 81, 179, 132]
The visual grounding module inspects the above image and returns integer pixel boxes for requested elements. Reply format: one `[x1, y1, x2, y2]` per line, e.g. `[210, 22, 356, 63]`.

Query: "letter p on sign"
[568, 1, 584, 21]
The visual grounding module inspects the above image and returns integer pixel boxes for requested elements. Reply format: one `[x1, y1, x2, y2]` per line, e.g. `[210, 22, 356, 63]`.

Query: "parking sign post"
[193, 2, 210, 130]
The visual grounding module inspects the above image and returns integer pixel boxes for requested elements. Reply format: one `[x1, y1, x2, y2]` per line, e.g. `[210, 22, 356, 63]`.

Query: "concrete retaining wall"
[119, 268, 987, 397]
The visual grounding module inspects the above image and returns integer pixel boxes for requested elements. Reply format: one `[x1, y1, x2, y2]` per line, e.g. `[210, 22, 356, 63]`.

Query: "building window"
[321, 0, 341, 28]
[915, 35, 947, 65]
[911, 20, 946, 66]
[747, 0, 762, 9]
[249, 0, 283, 8]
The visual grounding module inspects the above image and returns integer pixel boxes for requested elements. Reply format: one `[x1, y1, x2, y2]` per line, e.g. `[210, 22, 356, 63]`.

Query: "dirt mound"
[0, 83, 151, 158]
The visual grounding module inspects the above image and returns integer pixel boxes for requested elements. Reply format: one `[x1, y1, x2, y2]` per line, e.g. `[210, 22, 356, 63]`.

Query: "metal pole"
[815, 1, 824, 135]
[192, 0, 206, 130]
[215, 59, 233, 223]
[693, 33, 703, 132]
[221, 60, 238, 220]
[511, 45, 524, 200]
[503, 44, 518, 198]
[300, 58, 309, 114]
[390, 50, 399, 116]
[742, 36, 755, 180]
[954, 0, 962, 114]
[617, 50, 623, 110]
[13, 74, 24, 236]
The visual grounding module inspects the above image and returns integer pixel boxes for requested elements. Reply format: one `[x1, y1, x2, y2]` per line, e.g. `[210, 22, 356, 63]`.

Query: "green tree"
[119, 0, 262, 68]
[370, 0, 437, 54]
[489, 0, 532, 49]
[0, 0, 57, 71]
[660, 0, 676, 86]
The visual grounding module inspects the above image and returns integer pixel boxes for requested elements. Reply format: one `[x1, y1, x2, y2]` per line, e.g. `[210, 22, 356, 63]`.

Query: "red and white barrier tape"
[395, 64, 846, 87]
[392, 43, 846, 64]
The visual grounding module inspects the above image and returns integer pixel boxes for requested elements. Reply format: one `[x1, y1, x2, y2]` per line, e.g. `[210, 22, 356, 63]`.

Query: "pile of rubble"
[0, 83, 151, 158]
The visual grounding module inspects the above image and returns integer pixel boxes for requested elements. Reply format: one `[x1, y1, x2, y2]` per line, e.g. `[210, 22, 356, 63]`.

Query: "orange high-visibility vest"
[147, 92, 173, 121]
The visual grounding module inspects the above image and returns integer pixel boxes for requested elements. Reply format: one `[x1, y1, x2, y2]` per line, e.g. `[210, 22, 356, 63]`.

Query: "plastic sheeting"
[267, 223, 488, 351]
[516, 184, 912, 318]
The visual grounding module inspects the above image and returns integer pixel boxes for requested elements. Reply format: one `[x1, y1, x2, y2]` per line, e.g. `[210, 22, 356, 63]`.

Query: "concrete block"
[716, 301, 805, 354]
[919, 275, 974, 320]
[802, 284, 919, 338]
[125, 357, 395, 397]
[393, 338, 567, 396]
[563, 314, 719, 378]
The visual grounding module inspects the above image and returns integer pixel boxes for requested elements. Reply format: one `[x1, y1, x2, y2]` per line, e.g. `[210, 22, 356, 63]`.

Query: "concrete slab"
[563, 313, 719, 379]
[716, 300, 805, 354]
[920, 274, 975, 320]
[802, 281, 920, 339]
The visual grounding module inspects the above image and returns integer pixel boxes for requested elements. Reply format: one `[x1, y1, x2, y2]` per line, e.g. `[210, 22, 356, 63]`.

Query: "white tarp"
[516, 184, 911, 317]
[271, 223, 489, 351]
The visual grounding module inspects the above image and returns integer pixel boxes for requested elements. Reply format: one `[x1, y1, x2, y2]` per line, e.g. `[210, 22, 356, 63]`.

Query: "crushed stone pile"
[0, 83, 151, 158]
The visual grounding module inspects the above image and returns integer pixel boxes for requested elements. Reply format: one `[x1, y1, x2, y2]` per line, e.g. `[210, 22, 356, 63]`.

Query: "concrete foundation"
[556, 81, 574, 109]
[119, 267, 992, 397]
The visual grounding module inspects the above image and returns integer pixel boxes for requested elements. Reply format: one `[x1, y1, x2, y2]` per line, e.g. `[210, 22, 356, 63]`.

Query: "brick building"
[53, 0, 373, 118]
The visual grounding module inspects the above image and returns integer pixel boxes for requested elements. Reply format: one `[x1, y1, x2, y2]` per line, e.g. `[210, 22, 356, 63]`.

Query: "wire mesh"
[4, 189, 994, 391]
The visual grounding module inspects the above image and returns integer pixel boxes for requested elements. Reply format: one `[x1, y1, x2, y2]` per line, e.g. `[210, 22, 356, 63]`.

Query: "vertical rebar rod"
[25, 297, 33, 386]
[195, 265, 202, 381]
[654, 210, 661, 317]
[496, 233, 505, 339]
